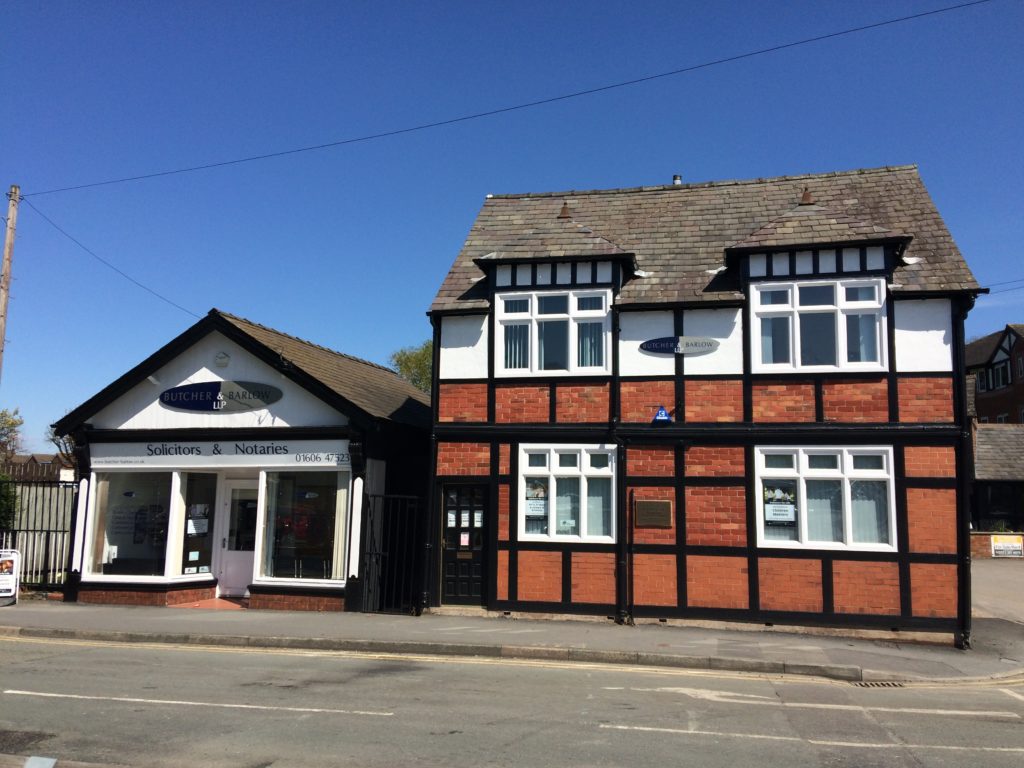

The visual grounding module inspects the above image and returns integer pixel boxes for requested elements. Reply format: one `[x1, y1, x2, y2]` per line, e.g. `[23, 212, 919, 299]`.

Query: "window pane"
[182, 473, 216, 575]
[589, 453, 610, 469]
[845, 285, 876, 302]
[527, 453, 547, 468]
[92, 472, 171, 576]
[558, 453, 578, 468]
[539, 320, 569, 370]
[760, 289, 789, 306]
[577, 322, 604, 367]
[763, 479, 798, 541]
[577, 296, 604, 311]
[800, 313, 836, 365]
[538, 295, 568, 314]
[764, 454, 794, 469]
[555, 477, 580, 535]
[799, 285, 836, 306]
[587, 478, 612, 537]
[504, 324, 529, 369]
[806, 479, 843, 542]
[761, 317, 791, 364]
[525, 478, 549, 534]
[846, 314, 879, 363]
[852, 454, 884, 471]
[808, 454, 838, 470]
[263, 471, 341, 580]
[504, 298, 529, 313]
[851, 480, 890, 544]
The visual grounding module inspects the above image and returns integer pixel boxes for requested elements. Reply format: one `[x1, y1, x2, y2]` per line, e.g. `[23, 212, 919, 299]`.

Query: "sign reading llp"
[640, 336, 720, 356]
[159, 381, 283, 413]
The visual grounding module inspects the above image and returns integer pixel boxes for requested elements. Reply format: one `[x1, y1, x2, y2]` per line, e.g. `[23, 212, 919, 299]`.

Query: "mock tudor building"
[53, 310, 429, 610]
[429, 165, 980, 646]
[965, 324, 1024, 424]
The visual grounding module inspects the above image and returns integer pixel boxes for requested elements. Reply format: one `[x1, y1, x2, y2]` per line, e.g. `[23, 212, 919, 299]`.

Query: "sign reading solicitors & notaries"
[640, 337, 720, 356]
[90, 440, 350, 469]
[160, 381, 283, 413]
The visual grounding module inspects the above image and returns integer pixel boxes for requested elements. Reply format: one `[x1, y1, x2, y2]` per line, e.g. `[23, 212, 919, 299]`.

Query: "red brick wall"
[898, 377, 954, 423]
[572, 552, 616, 604]
[436, 442, 490, 476]
[437, 383, 488, 423]
[498, 484, 510, 541]
[627, 446, 675, 477]
[555, 383, 610, 423]
[685, 379, 743, 422]
[248, 593, 344, 611]
[822, 378, 888, 422]
[495, 385, 549, 423]
[497, 550, 509, 601]
[685, 486, 746, 547]
[687, 555, 749, 609]
[752, 381, 815, 422]
[620, 380, 675, 423]
[518, 550, 562, 602]
[910, 563, 957, 618]
[758, 558, 823, 612]
[904, 446, 956, 477]
[630, 486, 676, 545]
[685, 446, 745, 477]
[907, 487, 957, 554]
[633, 554, 677, 606]
[78, 586, 216, 606]
[498, 443, 511, 475]
[832, 561, 900, 615]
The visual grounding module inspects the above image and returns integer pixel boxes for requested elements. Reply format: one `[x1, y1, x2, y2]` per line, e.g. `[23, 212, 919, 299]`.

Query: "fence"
[0, 479, 76, 588]
[360, 494, 424, 614]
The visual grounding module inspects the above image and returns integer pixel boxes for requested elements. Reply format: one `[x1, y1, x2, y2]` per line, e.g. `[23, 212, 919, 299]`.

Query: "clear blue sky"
[2, 1, 1022, 451]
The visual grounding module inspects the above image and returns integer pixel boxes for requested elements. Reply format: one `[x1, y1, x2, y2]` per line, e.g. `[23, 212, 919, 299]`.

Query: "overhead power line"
[24, 0, 994, 198]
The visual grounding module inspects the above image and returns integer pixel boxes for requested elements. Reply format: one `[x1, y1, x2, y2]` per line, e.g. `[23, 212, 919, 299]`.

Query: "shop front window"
[261, 471, 348, 580]
[519, 445, 615, 542]
[91, 473, 171, 576]
[181, 473, 216, 575]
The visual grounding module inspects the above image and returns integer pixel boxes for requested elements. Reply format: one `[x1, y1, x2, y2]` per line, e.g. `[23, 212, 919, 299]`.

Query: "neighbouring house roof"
[431, 165, 979, 313]
[974, 424, 1024, 481]
[965, 324, 1024, 369]
[53, 309, 430, 435]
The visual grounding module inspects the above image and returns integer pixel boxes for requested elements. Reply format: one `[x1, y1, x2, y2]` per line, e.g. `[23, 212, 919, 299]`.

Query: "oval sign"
[159, 381, 283, 413]
[639, 336, 720, 356]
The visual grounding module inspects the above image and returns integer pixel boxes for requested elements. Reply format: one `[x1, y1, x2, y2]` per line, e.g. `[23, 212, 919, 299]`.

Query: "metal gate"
[0, 479, 76, 588]
[359, 494, 424, 614]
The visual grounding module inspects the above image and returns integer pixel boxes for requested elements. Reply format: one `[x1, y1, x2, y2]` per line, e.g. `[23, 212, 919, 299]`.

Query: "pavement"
[0, 559, 1021, 688]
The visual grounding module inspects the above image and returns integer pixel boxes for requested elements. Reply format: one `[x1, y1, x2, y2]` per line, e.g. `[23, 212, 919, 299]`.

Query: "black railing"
[0, 479, 76, 588]
[361, 494, 423, 614]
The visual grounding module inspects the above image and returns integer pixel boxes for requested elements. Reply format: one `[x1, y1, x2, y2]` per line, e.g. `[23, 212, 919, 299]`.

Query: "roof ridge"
[488, 165, 919, 200]
[213, 309, 399, 375]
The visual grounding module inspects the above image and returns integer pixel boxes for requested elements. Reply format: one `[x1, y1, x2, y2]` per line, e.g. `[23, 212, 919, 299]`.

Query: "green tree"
[389, 340, 432, 393]
[0, 408, 23, 462]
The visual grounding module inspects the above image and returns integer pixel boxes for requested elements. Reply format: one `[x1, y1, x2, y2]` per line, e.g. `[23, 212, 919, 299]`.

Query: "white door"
[216, 481, 258, 597]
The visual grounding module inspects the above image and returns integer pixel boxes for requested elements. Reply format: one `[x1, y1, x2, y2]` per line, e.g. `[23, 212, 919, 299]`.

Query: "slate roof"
[730, 199, 900, 251]
[965, 329, 1005, 368]
[974, 424, 1024, 481]
[432, 165, 979, 312]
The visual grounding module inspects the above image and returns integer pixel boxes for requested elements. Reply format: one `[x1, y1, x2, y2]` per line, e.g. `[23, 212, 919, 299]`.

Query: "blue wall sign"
[640, 336, 720, 356]
[159, 381, 284, 413]
[653, 406, 673, 424]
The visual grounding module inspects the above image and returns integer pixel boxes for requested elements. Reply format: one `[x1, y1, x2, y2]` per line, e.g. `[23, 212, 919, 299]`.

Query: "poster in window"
[525, 478, 548, 517]
[447, 511, 456, 528]
[474, 511, 483, 528]
[461, 511, 470, 527]
[763, 483, 797, 526]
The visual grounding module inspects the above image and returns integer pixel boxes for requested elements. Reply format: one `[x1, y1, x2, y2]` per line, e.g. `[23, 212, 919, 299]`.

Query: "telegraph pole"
[0, 184, 20, 385]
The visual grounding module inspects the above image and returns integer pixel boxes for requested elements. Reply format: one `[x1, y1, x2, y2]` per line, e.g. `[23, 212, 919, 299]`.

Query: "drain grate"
[853, 681, 905, 688]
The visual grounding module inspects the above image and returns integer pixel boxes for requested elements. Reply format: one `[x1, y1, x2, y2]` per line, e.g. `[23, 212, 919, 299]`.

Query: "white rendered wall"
[682, 308, 744, 375]
[439, 315, 489, 379]
[618, 311, 675, 376]
[893, 299, 953, 372]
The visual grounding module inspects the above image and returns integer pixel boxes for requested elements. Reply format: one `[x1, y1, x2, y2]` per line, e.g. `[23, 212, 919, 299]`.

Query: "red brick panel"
[904, 446, 956, 478]
[686, 555, 749, 609]
[684, 379, 743, 422]
[906, 487, 957, 554]
[685, 446, 745, 477]
[248, 593, 345, 611]
[572, 552, 616, 604]
[79, 586, 216, 606]
[633, 554, 677, 607]
[752, 381, 816, 422]
[685, 486, 746, 547]
[898, 377, 954, 423]
[517, 550, 562, 602]
[630, 486, 676, 545]
[832, 561, 900, 615]
[498, 443, 511, 475]
[437, 383, 488, 423]
[498, 484, 510, 541]
[495, 385, 549, 423]
[497, 550, 509, 601]
[822, 378, 888, 423]
[910, 563, 957, 618]
[620, 380, 675, 423]
[555, 383, 610, 423]
[627, 446, 676, 477]
[436, 442, 490, 476]
[758, 558, 823, 612]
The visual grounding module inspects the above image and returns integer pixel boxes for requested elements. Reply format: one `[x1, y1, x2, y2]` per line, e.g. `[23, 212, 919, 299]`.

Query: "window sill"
[251, 577, 346, 589]
[81, 574, 216, 584]
[757, 540, 896, 553]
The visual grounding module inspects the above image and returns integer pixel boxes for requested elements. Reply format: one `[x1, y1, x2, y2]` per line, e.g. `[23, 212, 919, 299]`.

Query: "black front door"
[441, 484, 487, 605]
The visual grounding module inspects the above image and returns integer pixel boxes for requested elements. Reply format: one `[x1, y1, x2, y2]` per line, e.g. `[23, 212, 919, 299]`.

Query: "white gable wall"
[682, 308, 744, 375]
[90, 331, 348, 429]
[439, 315, 489, 379]
[893, 299, 953, 372]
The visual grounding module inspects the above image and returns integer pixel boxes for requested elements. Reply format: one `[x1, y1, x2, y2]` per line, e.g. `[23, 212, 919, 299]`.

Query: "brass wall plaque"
[635, 499, 673, 528]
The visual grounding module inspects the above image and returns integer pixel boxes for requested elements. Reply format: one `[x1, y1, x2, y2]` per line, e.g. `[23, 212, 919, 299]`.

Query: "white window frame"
[750, 278, 888, 373]
[992, 361, 1011, 389]
[496, 288, 612, 377]
[996, 413, 1009, 424]
[755, 446, 896, 552]
[1017, 355, 1024, 379]
[518, 444, 616, 542]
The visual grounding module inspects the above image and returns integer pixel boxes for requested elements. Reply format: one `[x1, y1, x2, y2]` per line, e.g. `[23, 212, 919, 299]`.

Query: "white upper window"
[496, 289, 611, 376]
[751, 278, 887, 373]
[756, 447, 896, 551]
[519, 444, 615, 542]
